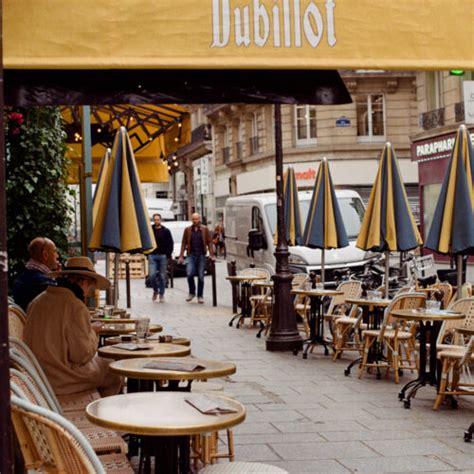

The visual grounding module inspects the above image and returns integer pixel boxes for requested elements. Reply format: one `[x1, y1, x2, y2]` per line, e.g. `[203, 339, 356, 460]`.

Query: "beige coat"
[24, 286, 115, 395]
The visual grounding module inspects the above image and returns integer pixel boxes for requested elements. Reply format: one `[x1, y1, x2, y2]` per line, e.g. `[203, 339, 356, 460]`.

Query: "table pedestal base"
[138, 435, 191, 474]
[464, 422, 474, 442]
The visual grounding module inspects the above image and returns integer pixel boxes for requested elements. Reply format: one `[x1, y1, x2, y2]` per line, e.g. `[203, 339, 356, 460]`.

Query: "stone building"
[171, 71, 420, 226]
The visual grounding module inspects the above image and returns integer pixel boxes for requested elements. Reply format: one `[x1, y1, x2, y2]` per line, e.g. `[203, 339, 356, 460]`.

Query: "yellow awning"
[4, 0, 473, 71]
[63, 104, 191, 184]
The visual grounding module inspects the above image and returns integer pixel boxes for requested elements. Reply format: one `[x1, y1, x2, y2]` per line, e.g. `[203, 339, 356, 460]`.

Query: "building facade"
[410, 71, 474, 241]
[171, 71, 421, 227]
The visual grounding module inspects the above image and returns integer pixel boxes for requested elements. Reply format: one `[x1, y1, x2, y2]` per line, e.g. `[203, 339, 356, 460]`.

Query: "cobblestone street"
[113, 260, 474, 473]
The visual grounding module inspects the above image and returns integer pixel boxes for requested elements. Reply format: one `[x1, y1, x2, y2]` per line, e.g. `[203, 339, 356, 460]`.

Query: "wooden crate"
[108, 253, 148, 279]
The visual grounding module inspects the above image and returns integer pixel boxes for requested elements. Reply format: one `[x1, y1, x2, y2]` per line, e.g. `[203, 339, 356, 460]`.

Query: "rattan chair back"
[10, 394, 105, 474]
[291, 273, 309, 288]
[239, 267, 271, 281]
[8, 306, 26, 340]
[328, 280, 363, 317]
[438, 298, 474, 346]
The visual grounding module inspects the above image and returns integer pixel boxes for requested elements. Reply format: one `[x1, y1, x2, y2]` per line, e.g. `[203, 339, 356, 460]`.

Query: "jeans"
[148, 254, 168, 295]
[186, 255, 206, 297]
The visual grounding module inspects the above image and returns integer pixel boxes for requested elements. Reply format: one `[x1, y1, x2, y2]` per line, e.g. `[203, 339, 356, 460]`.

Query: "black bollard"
[211, 259, 217, 307]
[125, 259, 131, 308]
[229, 260, 238, 313]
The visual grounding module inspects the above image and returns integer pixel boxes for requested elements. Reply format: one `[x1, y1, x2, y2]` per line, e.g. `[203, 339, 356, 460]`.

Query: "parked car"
[224, 190, 375, 285]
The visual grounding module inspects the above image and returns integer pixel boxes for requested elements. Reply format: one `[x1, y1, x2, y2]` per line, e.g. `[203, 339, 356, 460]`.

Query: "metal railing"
[421, 107, 445, 130]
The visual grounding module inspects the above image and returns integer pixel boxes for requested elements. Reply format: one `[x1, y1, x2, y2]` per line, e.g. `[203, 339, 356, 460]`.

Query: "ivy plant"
[5, 107, 75, 285]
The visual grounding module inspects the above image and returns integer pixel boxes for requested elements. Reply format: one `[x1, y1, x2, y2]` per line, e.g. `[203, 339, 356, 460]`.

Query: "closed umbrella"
[303, 158, 348, 285]
[89, 126, 155, 306]
[356, 142, 422, 296]
[92, 148, 111, 224]
[275, 167, 303, 246]
[425, 124, 474, 298]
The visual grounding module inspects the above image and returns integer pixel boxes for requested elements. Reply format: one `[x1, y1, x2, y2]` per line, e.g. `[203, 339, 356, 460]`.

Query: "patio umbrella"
[303, 158, 348, 285]
[425, 124, 474, 298]
[92, 148, 111, 224]
[89, 126, 155, 305]
[275, 167, 303, 246]
[356, 142, 422, 297]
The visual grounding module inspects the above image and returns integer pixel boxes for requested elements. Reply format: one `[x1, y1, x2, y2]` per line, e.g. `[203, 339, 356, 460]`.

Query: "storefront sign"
[4, 1, 473, 70]
[411, 129, 474, 162]
[463, 81, 474, 125]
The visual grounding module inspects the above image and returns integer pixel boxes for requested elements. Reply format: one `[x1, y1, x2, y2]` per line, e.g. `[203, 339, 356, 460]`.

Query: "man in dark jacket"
[178, 213, 214, 304]
[149, 213, 174, 302]
[13, 237, 59, 311]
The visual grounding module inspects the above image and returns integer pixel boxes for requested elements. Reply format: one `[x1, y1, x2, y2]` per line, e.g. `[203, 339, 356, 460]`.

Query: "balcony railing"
[420, 107, 445, 131]
[222, 146, 230, 164]
[455, 102, 465, 123]
[249, 136, 260, 155]
[235, 141, 243, 161]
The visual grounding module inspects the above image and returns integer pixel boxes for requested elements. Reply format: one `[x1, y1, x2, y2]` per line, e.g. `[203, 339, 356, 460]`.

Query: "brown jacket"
[179, 224, 214, 258]
[24, 286, 116, 395]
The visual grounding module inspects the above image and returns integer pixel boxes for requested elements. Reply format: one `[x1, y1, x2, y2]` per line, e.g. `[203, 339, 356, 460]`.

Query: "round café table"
[86, 392, 246, 474]
[343, 297, 391, 376]
[98, 342, 190, 361]
[226, 275, 267, 328]
[291, 288, 343, 359]
[392, 308, 464, 408]
[109, 357, 236, 391]
[455, 327, 474, 337]
[105, 335, 191, 347]
[97, 323, 162, 347]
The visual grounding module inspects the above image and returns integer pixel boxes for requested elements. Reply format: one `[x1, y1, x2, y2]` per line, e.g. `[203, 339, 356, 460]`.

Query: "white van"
[145, 198, 175, 221]
[225, 190, 373, 283]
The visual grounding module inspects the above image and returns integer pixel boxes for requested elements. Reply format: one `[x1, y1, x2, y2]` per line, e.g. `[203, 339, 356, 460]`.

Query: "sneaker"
[198, 297, 204, 304]
[186, 294, 195, 302]
[159, 294, 164, 303]
[152, 291, 158, 302]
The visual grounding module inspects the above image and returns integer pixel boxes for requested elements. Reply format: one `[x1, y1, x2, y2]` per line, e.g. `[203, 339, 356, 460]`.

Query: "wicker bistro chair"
[358, 293, 426, 383]
[10, 394, 133, 473]
[436, 298, 474, 351]
[433, 336, 474, 410]
[8, 306, 27, 340]
[240, 268, 270, 328]
[9, 348, 127, 455]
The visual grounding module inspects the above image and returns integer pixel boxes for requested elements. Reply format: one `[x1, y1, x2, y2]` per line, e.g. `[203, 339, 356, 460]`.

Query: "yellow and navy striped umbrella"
[92, 148, 111, 224]
[425, 125, 474, 293]
[275, 167, 303, 246]
[357, 142, 422, 253]
[303, 158, 348, 283]
[89, 126, 154, 254]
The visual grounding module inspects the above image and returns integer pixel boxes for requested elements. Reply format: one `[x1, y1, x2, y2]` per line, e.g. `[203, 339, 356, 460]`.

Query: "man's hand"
[178, 256, 184, 265]
[91, 322, 104, 334]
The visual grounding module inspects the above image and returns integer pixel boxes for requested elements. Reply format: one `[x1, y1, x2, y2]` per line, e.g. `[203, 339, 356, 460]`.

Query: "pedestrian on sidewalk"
[178, 213, 214, 304]
[149, 213, 173, 303]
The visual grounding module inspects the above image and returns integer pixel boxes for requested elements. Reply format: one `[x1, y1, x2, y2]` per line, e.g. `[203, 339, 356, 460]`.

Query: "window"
[295, 105, 317, 145]
[356, 94, 385, 140]
[426, 72, 444, 110]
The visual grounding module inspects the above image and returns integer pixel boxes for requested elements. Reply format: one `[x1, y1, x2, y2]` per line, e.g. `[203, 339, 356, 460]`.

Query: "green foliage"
[6, 107, 74, 284]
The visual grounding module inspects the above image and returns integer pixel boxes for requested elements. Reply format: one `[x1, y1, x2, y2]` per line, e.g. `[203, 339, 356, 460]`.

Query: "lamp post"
[266, 104, 303, 352]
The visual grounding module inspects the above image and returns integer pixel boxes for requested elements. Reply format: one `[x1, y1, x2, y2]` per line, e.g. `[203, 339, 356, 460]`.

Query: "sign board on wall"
[463, 81, 474, 125]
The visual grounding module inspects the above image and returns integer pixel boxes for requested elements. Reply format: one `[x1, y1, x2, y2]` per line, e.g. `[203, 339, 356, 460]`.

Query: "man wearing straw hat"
[24, 256, 122, 397]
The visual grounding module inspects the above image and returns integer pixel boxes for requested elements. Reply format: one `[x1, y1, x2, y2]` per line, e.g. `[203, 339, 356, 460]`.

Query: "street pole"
[266, 105, 303, 353]
[0, 0, 13, 469]
[80, 105, 93, 259]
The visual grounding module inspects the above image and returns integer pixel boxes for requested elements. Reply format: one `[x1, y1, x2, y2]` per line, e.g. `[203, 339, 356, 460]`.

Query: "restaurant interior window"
[356, 94, 385, 140]
[295, 105, 317, 145]
[422, 183, 442, 239]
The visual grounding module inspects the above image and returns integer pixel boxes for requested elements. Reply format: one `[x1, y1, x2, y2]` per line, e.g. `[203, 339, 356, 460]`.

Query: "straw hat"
[51, 256, 110, 290]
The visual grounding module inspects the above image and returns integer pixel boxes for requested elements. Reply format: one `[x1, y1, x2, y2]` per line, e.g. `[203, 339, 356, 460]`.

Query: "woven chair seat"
[363, 329, 412, 340]
[201, 461, 288, 473]
[81, 426, 128, 454]
[335, 316, 357, 325]
[438, 348, 474, 360]
[98, 453, 134, 473]
[57, 390, 101, 412]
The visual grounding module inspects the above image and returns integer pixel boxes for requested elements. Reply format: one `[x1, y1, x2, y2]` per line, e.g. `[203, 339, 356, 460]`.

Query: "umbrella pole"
[114, 253, 119, 308]
[384, 250, 390, 298]
[321, 249, 325, 286]
[456, 254, 463, 300]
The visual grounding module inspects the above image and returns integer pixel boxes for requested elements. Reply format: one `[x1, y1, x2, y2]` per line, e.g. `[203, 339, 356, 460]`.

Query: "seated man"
[24, 256, 122, 397]
[13, 237, 59, 311]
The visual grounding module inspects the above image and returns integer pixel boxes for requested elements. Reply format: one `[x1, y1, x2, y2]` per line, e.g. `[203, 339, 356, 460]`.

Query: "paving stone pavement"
[111, 259, 474, 473]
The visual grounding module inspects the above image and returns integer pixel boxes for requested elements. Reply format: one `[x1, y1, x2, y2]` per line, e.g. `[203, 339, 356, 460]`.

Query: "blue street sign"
[336, 117, 351, 127]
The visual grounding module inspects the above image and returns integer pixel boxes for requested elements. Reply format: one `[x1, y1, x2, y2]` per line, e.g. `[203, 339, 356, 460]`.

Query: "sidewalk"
[114, 260, 473, 473]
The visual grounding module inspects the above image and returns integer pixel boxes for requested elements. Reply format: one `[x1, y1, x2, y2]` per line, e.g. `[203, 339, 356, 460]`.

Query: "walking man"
[149, 213, 173, 302]
[178, 213, 214, 304]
